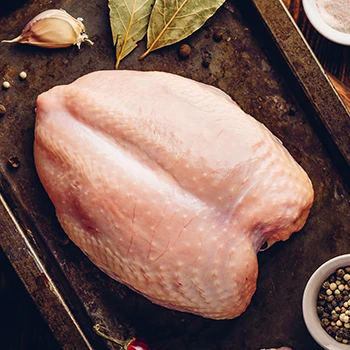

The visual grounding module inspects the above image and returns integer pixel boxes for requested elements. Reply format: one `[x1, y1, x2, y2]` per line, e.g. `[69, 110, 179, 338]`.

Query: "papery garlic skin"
[2, 9, 94, 49]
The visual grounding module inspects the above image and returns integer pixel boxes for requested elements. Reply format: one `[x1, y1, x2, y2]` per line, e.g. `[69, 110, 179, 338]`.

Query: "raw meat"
[34, 70, 314, 320]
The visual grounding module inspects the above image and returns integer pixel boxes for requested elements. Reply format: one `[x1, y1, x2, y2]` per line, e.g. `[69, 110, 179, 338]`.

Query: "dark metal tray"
[1, 0, 350, 349]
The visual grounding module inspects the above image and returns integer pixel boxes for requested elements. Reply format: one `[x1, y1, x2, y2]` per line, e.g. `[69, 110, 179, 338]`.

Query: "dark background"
[0, 248, 60, 349]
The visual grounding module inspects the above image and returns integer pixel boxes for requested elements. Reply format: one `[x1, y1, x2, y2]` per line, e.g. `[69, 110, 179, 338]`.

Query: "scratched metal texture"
[0, 0, 349, 349]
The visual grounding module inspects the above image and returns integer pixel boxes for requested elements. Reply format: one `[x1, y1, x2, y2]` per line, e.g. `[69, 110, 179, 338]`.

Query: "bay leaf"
[109, 0, 155, 68]
[140, 0, 225, 60]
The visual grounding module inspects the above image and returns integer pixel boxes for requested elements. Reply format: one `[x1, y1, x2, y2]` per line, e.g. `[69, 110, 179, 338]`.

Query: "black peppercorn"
[322, 312, 330, 319]
[178, 44, 191, 58]
[332, 313, 339, 321]
[319, 293, 326, 300]
[321, 318, 330, 327]
[337, 329, 345, 338]
[326, 325, 334, 335]
[326, 295, 334, 302]
[317, 306, 324, 314]
[322, 281, 330, 289]
[213, 30, 223, 42]
[7, 156, 20, 170]
[325, 304, 332, 312]
[201, 50, 211, 68]
[202, 59, 210, 68]
[336, 294, 343, 301]
[337, 269, 345, 279]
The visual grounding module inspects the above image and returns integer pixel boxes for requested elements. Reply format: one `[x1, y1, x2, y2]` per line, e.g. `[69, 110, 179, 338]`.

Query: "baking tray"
[0, 0, 350, 349]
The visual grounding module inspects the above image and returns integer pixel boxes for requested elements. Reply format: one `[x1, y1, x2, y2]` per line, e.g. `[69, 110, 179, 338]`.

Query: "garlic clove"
[2, 9, 94, 49]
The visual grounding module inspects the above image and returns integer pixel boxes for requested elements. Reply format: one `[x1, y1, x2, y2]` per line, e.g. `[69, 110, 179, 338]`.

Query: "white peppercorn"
[2, 81, 10, 89]
[19, 71, 27, 80]
[330, 283, 337, 291]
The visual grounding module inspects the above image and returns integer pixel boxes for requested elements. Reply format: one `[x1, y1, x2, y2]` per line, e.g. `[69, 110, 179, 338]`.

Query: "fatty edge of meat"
[33, 70, 314, 320]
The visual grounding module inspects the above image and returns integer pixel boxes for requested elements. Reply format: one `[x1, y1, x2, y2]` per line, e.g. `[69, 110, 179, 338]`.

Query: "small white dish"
[302, 0, 350, 45]
[303, 254, 350, 349]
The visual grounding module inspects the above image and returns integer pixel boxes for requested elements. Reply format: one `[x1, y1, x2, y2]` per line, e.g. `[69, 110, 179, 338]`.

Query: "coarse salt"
[316, 0, 350, 33]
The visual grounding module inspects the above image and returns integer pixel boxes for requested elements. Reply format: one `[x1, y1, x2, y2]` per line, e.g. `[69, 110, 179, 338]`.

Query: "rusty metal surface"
[0, 0, 350, 349]
[250, 0, 350, 182]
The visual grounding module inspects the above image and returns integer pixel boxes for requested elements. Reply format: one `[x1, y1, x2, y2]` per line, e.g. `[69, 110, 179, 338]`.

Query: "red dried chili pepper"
[94, 324, 149, 350]
[127, 338, 149, 350]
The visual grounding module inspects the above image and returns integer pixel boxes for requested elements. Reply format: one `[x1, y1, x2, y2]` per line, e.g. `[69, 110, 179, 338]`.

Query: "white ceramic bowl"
[302, 0, 350, 45]
[303, 254, 350, 349]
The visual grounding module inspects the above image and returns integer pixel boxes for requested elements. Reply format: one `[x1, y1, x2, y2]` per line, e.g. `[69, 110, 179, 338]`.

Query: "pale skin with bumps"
[34, 70, 314, 320]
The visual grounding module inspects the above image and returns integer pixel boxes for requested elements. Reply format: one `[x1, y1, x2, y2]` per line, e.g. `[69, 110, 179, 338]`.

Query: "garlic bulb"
[2, 9, 94, 49]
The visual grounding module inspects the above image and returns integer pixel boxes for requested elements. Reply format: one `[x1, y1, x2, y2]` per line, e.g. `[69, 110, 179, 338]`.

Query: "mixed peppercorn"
[317, 267, 350, 344]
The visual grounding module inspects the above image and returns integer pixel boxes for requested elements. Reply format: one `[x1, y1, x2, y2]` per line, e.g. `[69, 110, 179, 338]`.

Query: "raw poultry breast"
[34, 70, 314, 319]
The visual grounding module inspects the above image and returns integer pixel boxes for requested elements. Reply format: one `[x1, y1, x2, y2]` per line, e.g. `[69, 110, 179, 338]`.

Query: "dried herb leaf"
[109, 0, 155, 68]
[140, 0, 225, 59]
